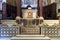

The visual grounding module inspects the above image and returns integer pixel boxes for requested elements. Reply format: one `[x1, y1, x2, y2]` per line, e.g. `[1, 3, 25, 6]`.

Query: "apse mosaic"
[21, 0, 38, 8]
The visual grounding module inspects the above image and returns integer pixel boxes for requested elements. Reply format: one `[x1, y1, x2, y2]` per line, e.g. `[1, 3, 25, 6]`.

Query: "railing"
[41, 26, 60, 37]
[0, 26, 19, 37]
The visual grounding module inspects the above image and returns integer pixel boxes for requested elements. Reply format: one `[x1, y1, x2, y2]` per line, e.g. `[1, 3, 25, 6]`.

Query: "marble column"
[16, 0, 21, 16]
[39, 0, 43, 17]
[47, 0, 51, 5]
[2, 3, 7, 18]
[39, 0, 44, 29]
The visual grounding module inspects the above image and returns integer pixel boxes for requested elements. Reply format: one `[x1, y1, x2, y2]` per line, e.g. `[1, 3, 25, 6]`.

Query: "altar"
[11, 35, 50, 40]
[8, 0, 51, 40]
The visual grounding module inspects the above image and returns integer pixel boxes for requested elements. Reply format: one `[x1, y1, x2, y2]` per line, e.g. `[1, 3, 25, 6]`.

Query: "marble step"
[16, 35, 45, 37]
[11, 35, 50, 40]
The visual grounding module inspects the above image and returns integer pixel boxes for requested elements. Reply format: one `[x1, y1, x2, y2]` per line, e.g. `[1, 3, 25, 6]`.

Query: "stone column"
[39, 0, 43, 16]
[39, 0, 44, 35]
[47, 0, 51, 5]
[2, 3, 7, 19]
[16, 0, 21, 16]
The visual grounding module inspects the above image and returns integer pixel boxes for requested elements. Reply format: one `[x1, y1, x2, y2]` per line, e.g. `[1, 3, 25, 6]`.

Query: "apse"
[0, 0, 6, 10]
[2, 0, 6, 3]
[21, 0, 38, 8]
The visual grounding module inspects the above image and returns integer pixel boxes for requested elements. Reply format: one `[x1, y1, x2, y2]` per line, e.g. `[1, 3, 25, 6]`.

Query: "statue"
[15, 16, 21, 24]
[39, 16, 44, 24]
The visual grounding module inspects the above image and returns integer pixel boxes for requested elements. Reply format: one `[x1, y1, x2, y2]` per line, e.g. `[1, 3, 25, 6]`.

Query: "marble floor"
[0, 37, 10, 40]
[0, 37, 60, 40]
